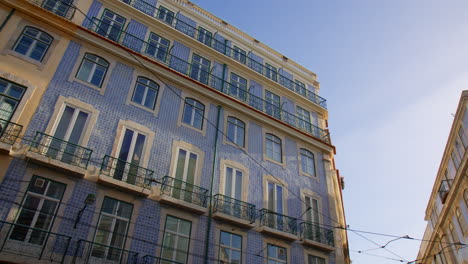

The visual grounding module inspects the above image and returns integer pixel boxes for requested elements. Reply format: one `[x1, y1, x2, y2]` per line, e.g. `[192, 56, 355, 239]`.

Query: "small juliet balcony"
[259, 209, 298, 241]
[159, 176, 208, 214]
[0, 118, 22, 153]
[300, 222, 335, 251]
[98, 155, 154, 196]
[212, 194, 256, 228]
[0, 220, 71, 264]
[27, 132, 92, 176]
[27, 0, 76, 20]
[73, 239, 138, 264]
[438, 179, 453, 204]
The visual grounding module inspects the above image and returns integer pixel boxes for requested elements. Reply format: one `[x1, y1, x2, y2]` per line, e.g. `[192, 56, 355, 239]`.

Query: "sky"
[191, 0, 468, 263]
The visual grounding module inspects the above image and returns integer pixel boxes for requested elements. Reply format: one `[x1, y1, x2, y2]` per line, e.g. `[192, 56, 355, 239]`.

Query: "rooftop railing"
[300, 222, 334, 247]
[259, 209, 298, 236]
[0, 220, 71, 264]
[28, 0, 76, 20]
[160, 176, 209, 208]
[119, 0, 327, 109]
[29, 132, 93, 169]
[73, 239, 138, 264]
[0, 118, 23, 145]
[100, 155, 155, 189]
[213, 194, 256, 223]
[86, 18, 331, 144]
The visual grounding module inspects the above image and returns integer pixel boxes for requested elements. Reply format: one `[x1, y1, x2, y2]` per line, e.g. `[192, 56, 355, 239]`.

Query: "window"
[157, 6, 175, 24]
[265, 90, 281, 119]
[304, 196, 319, 224]
[219, 231, 242, 264]
[10, 176, 66, 245]
[160, 216, 191, 264]
[449, 222, 461, 250]
[296, 106, 312, 133]
[267, 181, 284, 214]
[226, 117, 245, 147]
[97, 10, 126, 42]
[456, 208, 467, 234]
[300, 149, 316, 176]
[171, 148, 199, 202]
[42, 0, 73, 17]
[182, 98, 205, 130]
[190, 54, 210, 84]
[233, 46, 246, 64]
[76, 53, 109, 87]
[229, 73, 247, 101]
[145, 33, 170, 62]
[223, 166, 243, 200]
[430, 209, 438, 229]
[455, 137, 465, 160]
[0, 78, 26, 122]
[308, 255, 326, 264]
[266, 134, 282, 163]
[131, 77, 159, 110]
[113, 128, 147, 184]
[265, 63, 278, 82]
[459, 127, 468, 148]
[464, 189, 468, 208]
[13, 27, 53, 62]
[295, 80, 307, 96]
[92, 197, 133, 261]
[451, 150, 461, 169]
[47, 105, 89, 163]
[197, 27, 212, 46]
[267, 244, 287, 264]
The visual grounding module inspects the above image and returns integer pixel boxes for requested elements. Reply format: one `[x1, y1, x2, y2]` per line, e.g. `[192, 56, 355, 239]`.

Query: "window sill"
[70, 77, 105, 95]
[5, 50, 46, 70]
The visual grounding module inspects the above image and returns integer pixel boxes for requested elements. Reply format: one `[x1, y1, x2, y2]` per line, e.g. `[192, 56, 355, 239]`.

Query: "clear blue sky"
[191, 0, 468, 263]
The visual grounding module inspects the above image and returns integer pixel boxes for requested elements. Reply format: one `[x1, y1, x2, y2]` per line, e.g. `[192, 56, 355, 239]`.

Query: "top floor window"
[233, 46, 246, 64]
[42, 0, 73, 18]
[13, 27, 53, 62]
[295, 80, 307, 96]
[229, 73, 247, 101]
[459, 127, 468, 148]
[145, 33, 170, 62]
[265, 63, 278, 82]
[76, 53, 109, 87]
[265, 133, 282, 163]
[197, 27, 212, 46]
[182, 98, 205, 130]
[97, 10, 126, 42]
[157, 6, 175, 24]
[265, 90, 281, 119]
[190, 54, 210, 85]
[0, 78, 26, 122]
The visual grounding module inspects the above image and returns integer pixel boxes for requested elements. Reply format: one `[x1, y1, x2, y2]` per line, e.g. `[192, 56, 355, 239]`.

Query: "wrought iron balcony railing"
[119, 0, 327, 109]
[100, 155, 155, 189]
[259, 209, 298, 236]
[27, 0, 76, 20]
[300, 222, 335, 247]
[0, 220, 71, 263]
[160, 176, 209, 208]
[213, 194, 256, 223]
[142, 255, 184, 264]
[73, 239, 138, 264]
[85, 18, 330, 144]
[0, 118, 22, 145]
[438, 179, 453, 204]
[29, 132, 93, 169]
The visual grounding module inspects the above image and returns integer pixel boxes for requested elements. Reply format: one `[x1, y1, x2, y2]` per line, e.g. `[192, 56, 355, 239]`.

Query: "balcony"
[300, 222, 335, 251]
[27, 0, 76, 20]
[98, 155, 154, 196]
[0, 220, 71, 264]
[0, 118, 22, 152]
[159, 176, 208, 214]
[84, 19, 331, 145]
[27, 132, 92, 176]
[73, 239, 138, 264]
[119, 0, 327, 109]
[259, 209, 298, 241]
[142, 255, 182, 264]
[212, 194, 256, 228]
[438, 179, 453, 204]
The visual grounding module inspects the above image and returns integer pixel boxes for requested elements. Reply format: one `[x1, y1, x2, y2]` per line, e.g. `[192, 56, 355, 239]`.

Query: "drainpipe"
[203, 105, 222, 264]
[0, 9, 15, 32]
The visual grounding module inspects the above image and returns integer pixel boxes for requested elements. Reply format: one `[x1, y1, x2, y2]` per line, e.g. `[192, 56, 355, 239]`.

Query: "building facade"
[417, 91, 468, 264]
[0, 0, 349, 263]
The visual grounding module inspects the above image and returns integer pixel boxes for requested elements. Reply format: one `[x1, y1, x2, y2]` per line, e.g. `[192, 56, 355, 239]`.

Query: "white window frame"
[12, 27, 53, 62]
[265, 133, 283, 164]
[160, 215, 192, 264]
[226, 116, 246, 147]
[299, 148, 317, 178]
